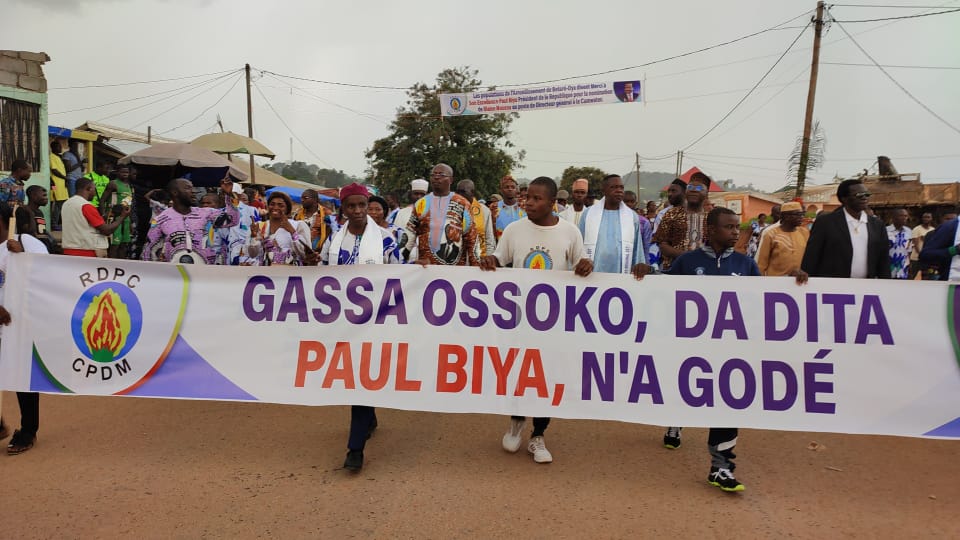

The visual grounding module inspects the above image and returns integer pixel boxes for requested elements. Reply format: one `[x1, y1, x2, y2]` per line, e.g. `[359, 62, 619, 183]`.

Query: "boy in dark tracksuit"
[634, 207, 807, 492]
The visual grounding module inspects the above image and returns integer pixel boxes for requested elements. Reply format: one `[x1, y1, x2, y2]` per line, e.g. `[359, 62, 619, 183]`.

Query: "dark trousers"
[50, 200, 64, 230]
[511, 416, 550, 437]
[348, 406, 377, 451]
[707, 427, 738, 470]
[15, 392, 39, 435]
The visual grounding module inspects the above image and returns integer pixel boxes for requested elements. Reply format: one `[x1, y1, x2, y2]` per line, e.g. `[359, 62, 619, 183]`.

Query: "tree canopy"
[265, 161, 358, 188]
[366, 67, 524, 197]
[559, 166, 608, 193]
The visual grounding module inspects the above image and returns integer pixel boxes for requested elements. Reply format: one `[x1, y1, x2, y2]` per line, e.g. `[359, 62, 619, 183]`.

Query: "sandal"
[7, 430, 36, 455]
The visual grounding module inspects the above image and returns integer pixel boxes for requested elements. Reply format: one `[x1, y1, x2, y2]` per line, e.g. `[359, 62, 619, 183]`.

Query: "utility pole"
[147, 126, 152, 144]
[797, 1, 825, 198]
[675, 150, 684, 177]
[245, 63, 256, 184]
[635, 153, 641, 195]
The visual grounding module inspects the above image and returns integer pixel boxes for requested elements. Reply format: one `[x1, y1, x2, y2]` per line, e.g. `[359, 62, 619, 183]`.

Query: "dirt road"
[0, 393, 956, 538]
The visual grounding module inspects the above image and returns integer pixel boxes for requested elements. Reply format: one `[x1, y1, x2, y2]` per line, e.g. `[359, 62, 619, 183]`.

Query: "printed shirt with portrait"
[320, 226, 401, 265]
[405, 192, 478, 266]
[886, 224, 913, 279]
[652, 206, 707, 270]
[142, 204, 239, 263]
[493, 217, 585, 271]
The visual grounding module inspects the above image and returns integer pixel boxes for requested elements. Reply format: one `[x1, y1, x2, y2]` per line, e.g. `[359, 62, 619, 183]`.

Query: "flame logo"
[523, 250, 552, 270]
[81, 289, 131, 363]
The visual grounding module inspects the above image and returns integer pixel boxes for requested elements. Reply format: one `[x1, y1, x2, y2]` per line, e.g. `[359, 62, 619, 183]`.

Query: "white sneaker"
[502, 418, 524, 453]
[527, 436, 553, 463]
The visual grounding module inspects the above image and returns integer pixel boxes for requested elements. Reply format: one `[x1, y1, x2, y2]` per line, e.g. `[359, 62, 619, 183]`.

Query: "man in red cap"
[318, 183, 400, 472]
[404, 164, 478, 266]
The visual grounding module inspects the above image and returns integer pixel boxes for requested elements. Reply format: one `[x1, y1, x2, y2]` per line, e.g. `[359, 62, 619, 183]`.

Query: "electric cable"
[828, 9, 960, 136]
[681, 23, 811, 151]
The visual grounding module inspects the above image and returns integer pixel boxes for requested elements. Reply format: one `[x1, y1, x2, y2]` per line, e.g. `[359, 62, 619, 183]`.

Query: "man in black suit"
[801, 179, 891, 279]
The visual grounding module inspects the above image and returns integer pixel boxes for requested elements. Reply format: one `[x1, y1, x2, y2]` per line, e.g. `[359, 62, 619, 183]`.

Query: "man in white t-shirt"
[0, 202, 48, 455]
[479, 176, 593, 464]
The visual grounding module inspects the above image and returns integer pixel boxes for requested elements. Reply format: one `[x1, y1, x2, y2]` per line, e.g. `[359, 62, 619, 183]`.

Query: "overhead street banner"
[439, 80, 642, 116]
[1, 254, 958, 440]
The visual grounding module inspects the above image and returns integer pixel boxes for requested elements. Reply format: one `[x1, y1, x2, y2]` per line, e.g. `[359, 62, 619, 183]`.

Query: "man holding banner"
[633, 207, 798, 492]
[480, 176, 593, 463]
[320, 183, 400, 471]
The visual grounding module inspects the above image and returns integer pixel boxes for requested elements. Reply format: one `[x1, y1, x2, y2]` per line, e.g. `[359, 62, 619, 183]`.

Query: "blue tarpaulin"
[264, 186, 339, 206]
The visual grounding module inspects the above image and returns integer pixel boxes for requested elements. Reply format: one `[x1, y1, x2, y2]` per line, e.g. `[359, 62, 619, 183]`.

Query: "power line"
[684, 154, 789, 173]
[681, 22, 811, 151]
[492, 10, 814, 88]
[49, 69, 238, 90]
[703, 64, 810, 145]
[263, 73, 389, 125]
[253, 80, 333, 167]
[156, 73, 244, 136]
[831, 4, 960, 7]
[96, 72, 238, 125]
[828, 10, 960, 136]
[646, 77, 807, 104]
[125, 73, 241, 131]
[50, 71, 240, 115]
[822, 62, 960, 70]
[258, 9, 814, 93]
[683, 151, 960, 161]
[832, 7, 960, 22]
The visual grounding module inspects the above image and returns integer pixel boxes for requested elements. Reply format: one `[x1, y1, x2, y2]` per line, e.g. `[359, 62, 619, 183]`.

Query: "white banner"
[1, 254, 959, 439]
[440, 80, 641, 116]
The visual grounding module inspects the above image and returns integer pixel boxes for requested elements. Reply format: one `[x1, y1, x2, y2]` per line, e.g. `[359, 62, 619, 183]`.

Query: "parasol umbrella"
[191, 132, 276, 159]
[191, 132, 275, 184]
[118, 142, 248, 187]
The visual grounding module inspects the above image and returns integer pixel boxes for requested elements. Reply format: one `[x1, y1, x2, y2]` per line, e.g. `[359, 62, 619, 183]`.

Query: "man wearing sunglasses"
[801, 178, 890, 279]
[652, 172, 711, 272]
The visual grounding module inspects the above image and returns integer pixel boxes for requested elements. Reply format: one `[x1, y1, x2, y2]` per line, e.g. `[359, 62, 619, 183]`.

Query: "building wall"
[719, 193, 779, 223]
[0, 51, 50, 219]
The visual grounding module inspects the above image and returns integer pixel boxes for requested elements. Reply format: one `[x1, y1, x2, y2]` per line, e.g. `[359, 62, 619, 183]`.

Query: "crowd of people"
[1, 154, 957, 494]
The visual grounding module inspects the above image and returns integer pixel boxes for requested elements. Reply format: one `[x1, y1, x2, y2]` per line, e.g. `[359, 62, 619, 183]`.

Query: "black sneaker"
[663, 427, 681, 449]
[343, 450, 364, 471]
[708, 467, 744, 492]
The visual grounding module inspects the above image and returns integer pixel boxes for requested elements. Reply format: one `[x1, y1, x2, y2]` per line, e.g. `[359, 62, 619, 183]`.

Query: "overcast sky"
[8, 0, 960, 192]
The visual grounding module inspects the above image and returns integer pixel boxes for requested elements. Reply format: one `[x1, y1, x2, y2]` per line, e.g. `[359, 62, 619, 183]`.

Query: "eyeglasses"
[686, 184, 706, 192]
[853, 192, 872, 200]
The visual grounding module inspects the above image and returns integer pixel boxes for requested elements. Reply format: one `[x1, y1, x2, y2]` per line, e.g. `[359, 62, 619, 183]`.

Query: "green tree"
[316, 168, 358, 189]
[366, 67, 524, 198]
[278, 161, 315, 182]
[559, 166, 607, 193]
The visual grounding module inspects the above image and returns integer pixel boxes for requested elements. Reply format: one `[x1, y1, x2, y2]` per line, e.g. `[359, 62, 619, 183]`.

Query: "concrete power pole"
[796, 1, 825, 198]
[245, 63, 256, 184]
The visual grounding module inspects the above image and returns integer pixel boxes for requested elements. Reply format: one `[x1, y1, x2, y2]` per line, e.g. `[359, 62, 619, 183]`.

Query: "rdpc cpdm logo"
[71, 282, 143, 375]
[447, 95, 467, 116]
[31, 264, 188, 395]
